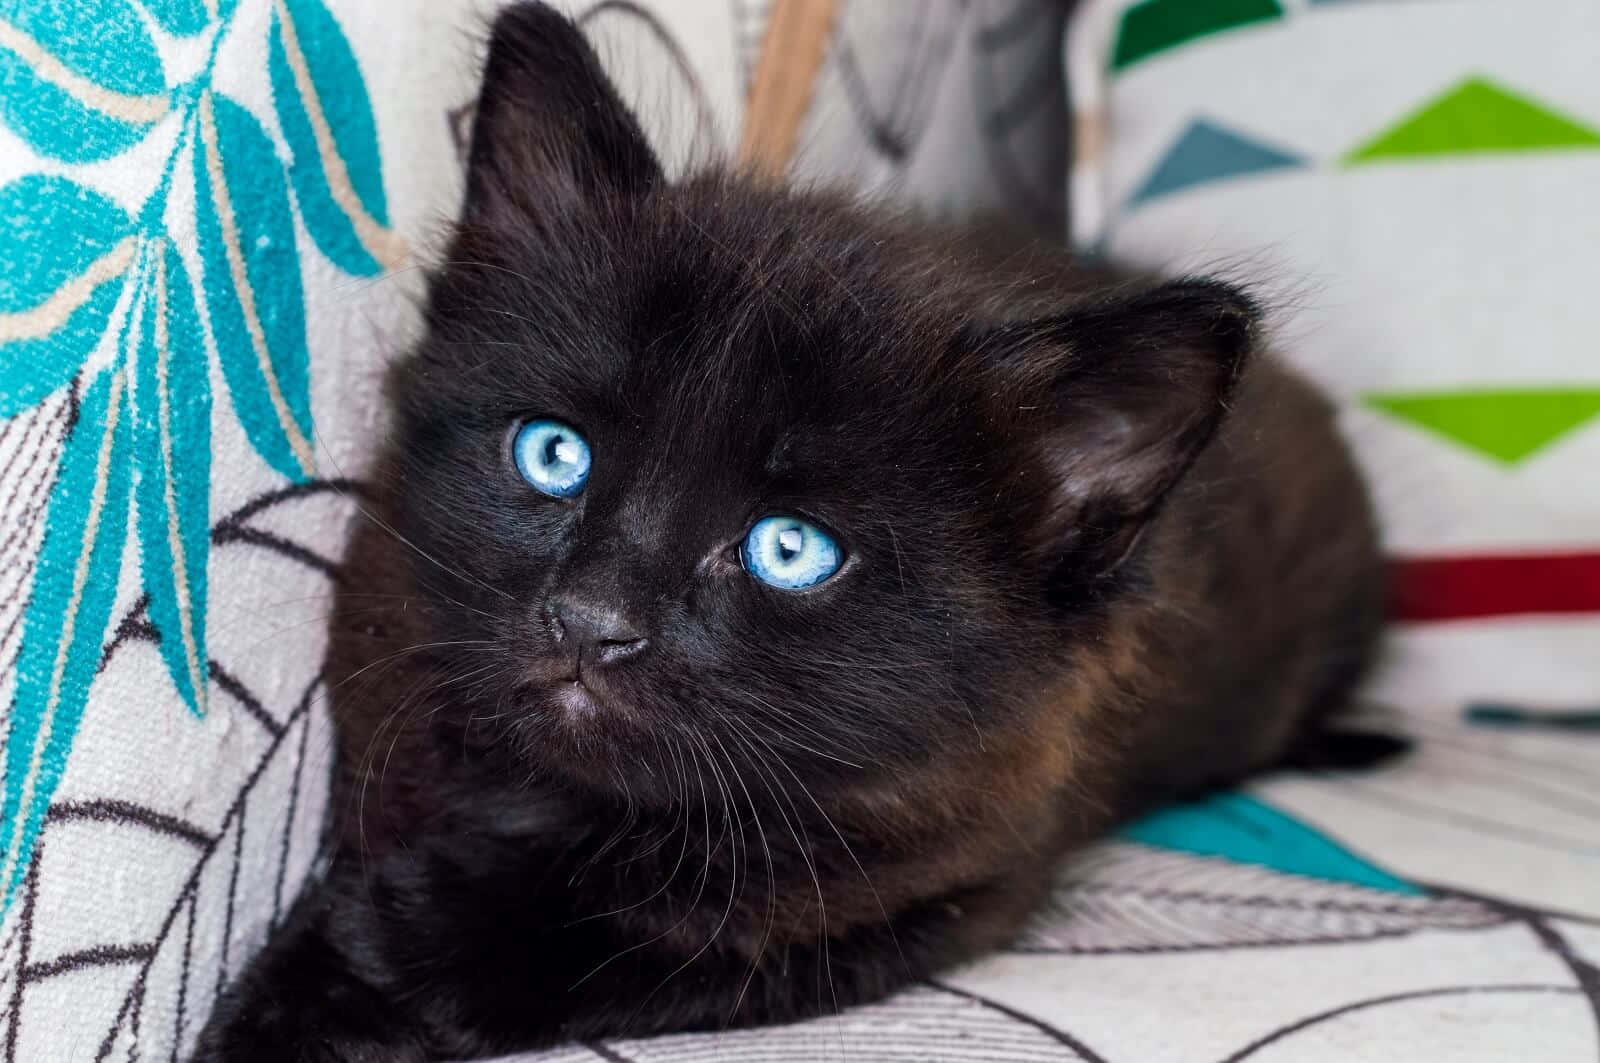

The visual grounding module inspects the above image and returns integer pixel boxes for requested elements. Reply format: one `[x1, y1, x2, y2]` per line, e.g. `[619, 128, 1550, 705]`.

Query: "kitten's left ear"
[991, 279, 1258, 586]
[462, 2, 663, 227]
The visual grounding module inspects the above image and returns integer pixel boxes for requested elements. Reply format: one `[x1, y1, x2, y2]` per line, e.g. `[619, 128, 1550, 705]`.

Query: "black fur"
[193, 5, 1384, 1060]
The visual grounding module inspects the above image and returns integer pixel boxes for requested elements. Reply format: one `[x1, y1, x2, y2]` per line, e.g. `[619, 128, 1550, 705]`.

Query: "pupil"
[542, 436, 562, 465]
[776, 527, 803, 561]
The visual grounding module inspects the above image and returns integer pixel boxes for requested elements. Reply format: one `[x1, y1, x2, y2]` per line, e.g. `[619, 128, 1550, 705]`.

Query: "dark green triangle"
[1111, 0, 1283, 72]
[1121, 792, 1420, 894]
[1346, 77, 1600, 164]
[1365, 388, 1600, 463]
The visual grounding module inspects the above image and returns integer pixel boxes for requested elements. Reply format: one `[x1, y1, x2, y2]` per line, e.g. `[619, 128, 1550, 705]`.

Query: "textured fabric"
[0, 1, 440, 1058]
[0, 0, 556, 1053]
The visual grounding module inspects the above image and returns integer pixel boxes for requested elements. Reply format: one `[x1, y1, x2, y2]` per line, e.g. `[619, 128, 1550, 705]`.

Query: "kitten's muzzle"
[544, 595, 650, 674]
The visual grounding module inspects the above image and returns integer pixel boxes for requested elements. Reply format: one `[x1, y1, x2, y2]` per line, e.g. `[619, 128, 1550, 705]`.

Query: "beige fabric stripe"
[0, 238, 136, 343]
[152, 251, 207, 709]
[737, 0, 837, 178]
[0, 368, 126, 889]
[1074, 112, 1105, 167]
[0, 20, 167, 123]
[198, 91, 315, 476]
[272, 0, 405, 269]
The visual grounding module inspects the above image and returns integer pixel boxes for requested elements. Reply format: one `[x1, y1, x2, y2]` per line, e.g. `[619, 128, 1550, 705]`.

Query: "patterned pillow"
[1067, 0, 1600, 714]
[0, 0, 483, 1056]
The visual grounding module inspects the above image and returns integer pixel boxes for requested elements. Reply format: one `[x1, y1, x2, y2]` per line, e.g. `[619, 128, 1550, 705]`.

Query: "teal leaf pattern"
[132, 240, 211, 715]
[1121, 791, 1422, 895]
[0, 0, 394, 923]
[1, 363, 133, 904]
[137, 0, 222, 37]
[0, 0, 168, 162]
[0, 176, 133, 417]
[268, 0, 399, 275]
[192, 90, 315, 481]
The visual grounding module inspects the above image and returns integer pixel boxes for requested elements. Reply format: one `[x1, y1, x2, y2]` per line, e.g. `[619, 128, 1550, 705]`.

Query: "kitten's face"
[392, 185, 1058, 797]
[379, 7, 1252, 805]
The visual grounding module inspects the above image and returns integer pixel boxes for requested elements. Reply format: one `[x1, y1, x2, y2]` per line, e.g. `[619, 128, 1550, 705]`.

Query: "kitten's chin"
[512, 673, 664, 788]
[518, 658, 636, 725]
[531, 674, 637, 730]
[549, 679, 613, 721]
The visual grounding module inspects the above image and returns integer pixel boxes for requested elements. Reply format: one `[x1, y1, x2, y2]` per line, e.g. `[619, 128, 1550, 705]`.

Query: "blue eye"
[513, 419, 591, 498]
[741, 516, 842, 590]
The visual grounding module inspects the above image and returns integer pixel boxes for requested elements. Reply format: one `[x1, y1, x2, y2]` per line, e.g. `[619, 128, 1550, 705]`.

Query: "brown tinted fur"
[325, 320, 1379, 957]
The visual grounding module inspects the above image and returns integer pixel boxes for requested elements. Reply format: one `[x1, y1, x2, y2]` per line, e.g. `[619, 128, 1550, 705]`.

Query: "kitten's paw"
[189, 992, 426, 1063]
[190, 1029, 426, 1063]
[1283, 727, 1412, 771]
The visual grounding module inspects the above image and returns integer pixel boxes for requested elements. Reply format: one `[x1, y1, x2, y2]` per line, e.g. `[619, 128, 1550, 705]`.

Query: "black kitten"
[195, 4, 1382, 1060]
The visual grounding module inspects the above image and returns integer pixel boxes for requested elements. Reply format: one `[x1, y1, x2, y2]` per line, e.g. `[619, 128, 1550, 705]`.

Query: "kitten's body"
[195, 6, 1380, 1060]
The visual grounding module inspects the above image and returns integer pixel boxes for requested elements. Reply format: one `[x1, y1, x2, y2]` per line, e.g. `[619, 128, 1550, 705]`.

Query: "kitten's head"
[382, 4, 1255, 807]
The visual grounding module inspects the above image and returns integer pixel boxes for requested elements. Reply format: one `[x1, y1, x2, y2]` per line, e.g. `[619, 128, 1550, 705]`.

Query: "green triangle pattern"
[1121, 792, 1420, 895]
[1365, 388, 1600, 464]
[1346, 77, 1600, 164]
[1111, 0, 1283, 72]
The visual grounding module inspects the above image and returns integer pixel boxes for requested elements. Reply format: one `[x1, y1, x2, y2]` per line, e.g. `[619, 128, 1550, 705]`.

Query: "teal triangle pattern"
[1120, 791, 1422, 895]
[1129, 119, 1305, 207]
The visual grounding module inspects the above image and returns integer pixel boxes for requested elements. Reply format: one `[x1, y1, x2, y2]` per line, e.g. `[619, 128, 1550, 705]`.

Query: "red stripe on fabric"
[1388, 551, 1600, 622]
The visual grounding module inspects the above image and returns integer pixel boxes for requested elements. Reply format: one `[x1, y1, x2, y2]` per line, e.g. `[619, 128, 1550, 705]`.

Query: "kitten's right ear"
[462, 2, 663, 226]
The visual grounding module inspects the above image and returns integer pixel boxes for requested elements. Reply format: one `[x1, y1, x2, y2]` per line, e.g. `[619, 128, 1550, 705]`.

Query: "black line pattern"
[1217, 985, 1583, 1063]
[830, 5, 957, 165]
[0, 391, 72, 577]
[1441, 886, 1600, 1051]
[127, 974, 144, 1063]
[78, 676, 321, 1061]
[1317, 777, 1600, 856]
[4, 478, 347, 1061]
[2, 390, 80, 738]
[207, 478, 364, 584]
[581, 1042, 634, 1063]
[211, 660, 283, 738]
[6, 670, 320, 1062]
[587, 983, 1097, 1061]
[20, 944, 155, 984]
[0, 392, 81, 1030]
[1399, 714, 1600, 789]
[0, 389, 73, 569]
[173, 892, 197, 1063]
[1011, 843, 1504, 957]
[211, 524, 344, 584]
[209, 478, 365, 531]
[0, 919, 22, 1027]
[98, 598, 158, 673]
[2, 861, 37, 1062]
[272, 705, 314, 925]
[576, 0, 720, 169]
[217, 803, 245, 1001]
[46, 800, 212, 849]
[925, 980, 1109, 1062]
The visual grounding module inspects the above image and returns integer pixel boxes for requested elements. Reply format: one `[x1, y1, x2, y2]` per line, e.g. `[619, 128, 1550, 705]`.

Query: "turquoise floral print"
[0, 0, 399, 909]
